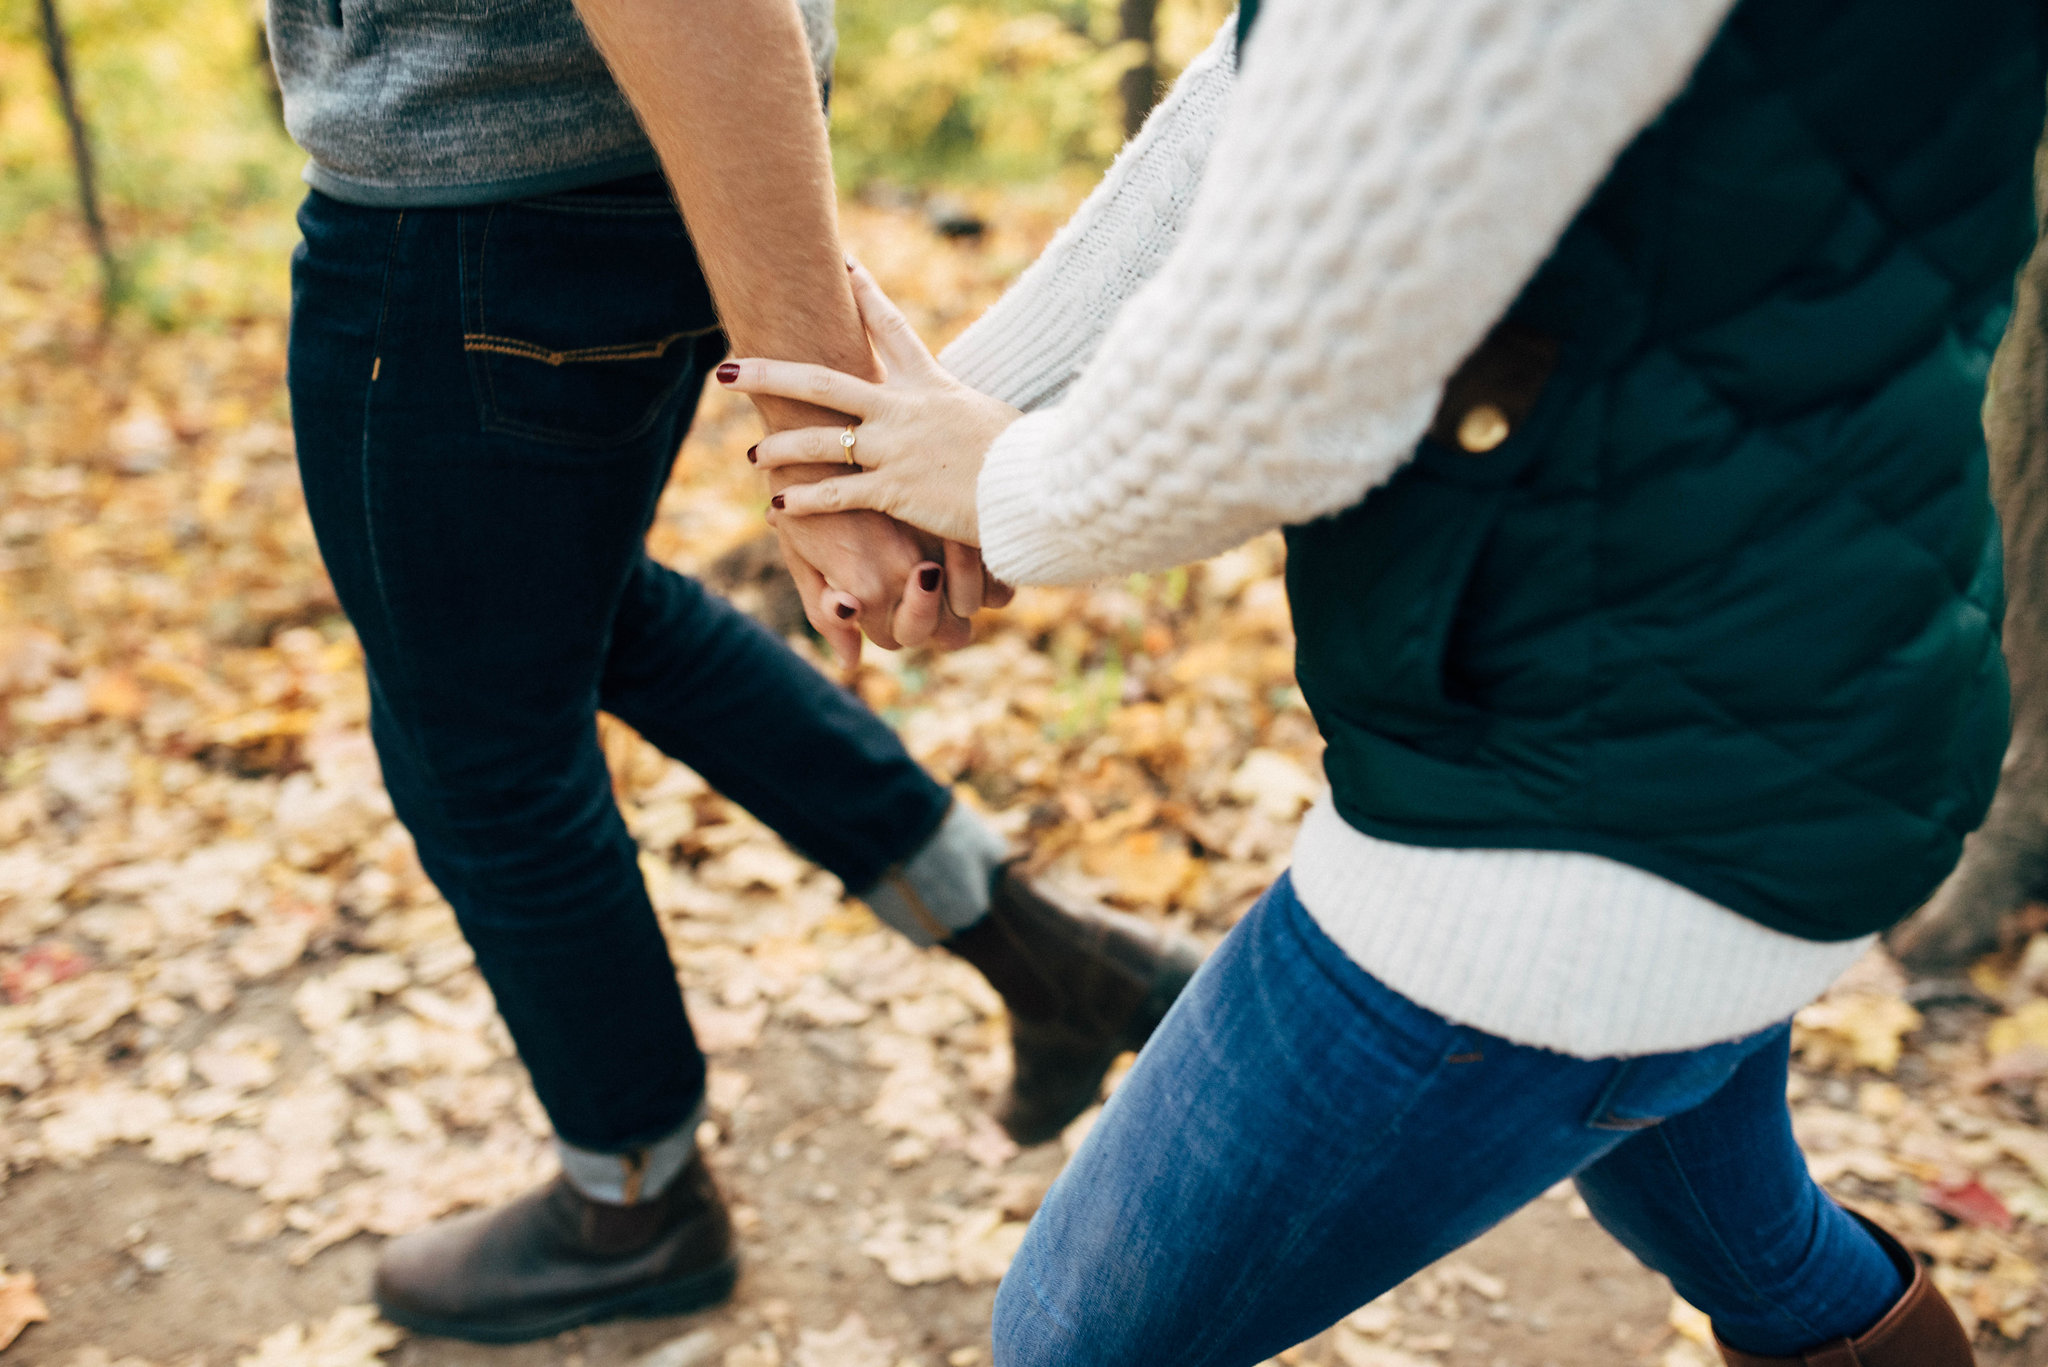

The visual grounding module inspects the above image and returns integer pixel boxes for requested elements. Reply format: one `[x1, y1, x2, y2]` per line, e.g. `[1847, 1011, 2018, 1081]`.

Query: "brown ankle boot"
[372, 1152, 736, 1343]
[945, 864, 1206, 1145]
[1716, 1214, 1973, 1366]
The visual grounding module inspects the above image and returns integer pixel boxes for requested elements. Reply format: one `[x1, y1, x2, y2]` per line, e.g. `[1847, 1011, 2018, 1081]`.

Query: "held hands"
[762, 471, 975, 669]
[720, 260, 1021, 555]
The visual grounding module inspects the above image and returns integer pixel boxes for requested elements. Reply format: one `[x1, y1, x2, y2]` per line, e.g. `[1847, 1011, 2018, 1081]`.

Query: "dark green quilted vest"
[1274, 1, 2045, 941]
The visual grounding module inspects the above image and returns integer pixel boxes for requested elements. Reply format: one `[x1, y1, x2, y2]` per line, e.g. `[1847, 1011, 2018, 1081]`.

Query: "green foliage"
[0, 0, 1237, 320]
[830, 0, 1139, 188]
[830, 0, 1233, 188]
[0, 0, 300, 223]
[0, 0, 303, 323]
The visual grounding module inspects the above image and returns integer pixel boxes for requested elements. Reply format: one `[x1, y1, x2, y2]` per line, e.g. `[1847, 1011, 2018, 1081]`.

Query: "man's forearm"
[572, 0, 876, 430]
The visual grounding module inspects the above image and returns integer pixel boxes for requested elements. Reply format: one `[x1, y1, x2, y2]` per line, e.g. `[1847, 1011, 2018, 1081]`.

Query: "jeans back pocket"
[459, 194, 722, 451]
[1584, 1024, 1783, 1132]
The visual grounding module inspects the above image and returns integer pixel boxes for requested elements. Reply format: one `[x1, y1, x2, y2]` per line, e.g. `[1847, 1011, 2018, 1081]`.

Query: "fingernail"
[746, 445, 758, 464]
[716, 362, 740, 384]
[834, 602, 857, 619]
[918, 566, 942, 592]
[771, 494, 785, 510]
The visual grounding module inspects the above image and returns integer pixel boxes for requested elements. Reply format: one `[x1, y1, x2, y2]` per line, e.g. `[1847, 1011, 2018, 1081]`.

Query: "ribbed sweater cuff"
[977, 409, 1096, 586]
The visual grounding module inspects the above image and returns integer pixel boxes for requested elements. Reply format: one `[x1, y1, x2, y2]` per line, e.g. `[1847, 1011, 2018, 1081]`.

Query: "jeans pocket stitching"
[1586, 1060, 1664, 1132]
[461, 324, 720, 368]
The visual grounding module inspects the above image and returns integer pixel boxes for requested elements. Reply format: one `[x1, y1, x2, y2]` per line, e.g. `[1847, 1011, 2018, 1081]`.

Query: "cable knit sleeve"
[937, 21, 1237, 412]
[971, 0, 1735, 587]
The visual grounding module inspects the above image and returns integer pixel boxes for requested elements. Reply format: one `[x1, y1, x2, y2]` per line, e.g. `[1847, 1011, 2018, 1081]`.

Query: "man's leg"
[600, 555, 1205, 1145]
[992, 876, 1769, 1367]
[289, 183, 740, 1339]
[1575, 1033, 1972, 1365]
[289, 178, 1200, 1340]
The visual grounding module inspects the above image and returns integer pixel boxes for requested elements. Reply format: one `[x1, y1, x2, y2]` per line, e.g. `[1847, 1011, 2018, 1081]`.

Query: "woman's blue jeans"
[995, 875, 1904, 1366]
[286, 179, 952, 1154]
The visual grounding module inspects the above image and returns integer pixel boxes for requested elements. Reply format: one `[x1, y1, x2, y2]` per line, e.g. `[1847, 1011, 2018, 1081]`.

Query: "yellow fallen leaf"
[1668, 1297, 1714, 1346]
[1793, 993, 1922, 1073]
[0, 1266, 48, 1351]
[1986, 1000, 2048, 1060]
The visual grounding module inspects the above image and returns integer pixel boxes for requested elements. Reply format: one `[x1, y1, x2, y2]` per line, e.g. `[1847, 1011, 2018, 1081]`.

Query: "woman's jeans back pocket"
[458, 193, 722, 450]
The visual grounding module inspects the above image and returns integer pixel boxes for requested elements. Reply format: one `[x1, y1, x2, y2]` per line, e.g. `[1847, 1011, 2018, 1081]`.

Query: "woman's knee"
[990, 1266, 1069, 1367]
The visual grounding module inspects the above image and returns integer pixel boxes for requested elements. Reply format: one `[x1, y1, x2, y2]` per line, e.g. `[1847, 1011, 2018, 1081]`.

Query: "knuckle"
[805, 369, 835, 399]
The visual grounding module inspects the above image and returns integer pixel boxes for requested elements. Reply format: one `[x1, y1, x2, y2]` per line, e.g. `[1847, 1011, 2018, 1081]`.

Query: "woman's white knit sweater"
[938, 0, 1872, 1058]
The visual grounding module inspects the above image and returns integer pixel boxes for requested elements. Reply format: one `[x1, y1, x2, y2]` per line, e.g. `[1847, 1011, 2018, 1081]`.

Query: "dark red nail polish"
[834, 603, 857, 619]
[918, 566, 942, 592]
[771, 494, 785, 510]
[746, 445, 758, 464]
[716, 362, 740, 384]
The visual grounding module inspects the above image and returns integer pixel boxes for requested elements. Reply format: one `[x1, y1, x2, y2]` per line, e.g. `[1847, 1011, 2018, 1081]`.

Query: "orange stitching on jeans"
[886, 872, 955, 943]
[462, 326, 719, 367]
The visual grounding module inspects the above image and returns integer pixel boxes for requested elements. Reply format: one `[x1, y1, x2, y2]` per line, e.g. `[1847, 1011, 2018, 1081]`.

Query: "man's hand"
[769, 462, 972, 667]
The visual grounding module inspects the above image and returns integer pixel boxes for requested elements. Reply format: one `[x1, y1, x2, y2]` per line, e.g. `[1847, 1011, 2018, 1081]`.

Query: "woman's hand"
[718, 260, 1021, 549]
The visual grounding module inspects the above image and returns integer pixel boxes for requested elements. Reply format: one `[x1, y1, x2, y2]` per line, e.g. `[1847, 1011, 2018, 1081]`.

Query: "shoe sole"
[373, 1255, 738, 1345]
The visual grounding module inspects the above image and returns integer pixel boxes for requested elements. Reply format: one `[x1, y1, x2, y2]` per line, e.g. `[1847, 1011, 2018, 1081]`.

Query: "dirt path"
[0, 1020, 1833, 1367]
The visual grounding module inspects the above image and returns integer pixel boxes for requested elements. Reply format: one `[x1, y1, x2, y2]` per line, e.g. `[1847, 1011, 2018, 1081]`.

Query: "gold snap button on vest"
[1456, 403, 1511, 453]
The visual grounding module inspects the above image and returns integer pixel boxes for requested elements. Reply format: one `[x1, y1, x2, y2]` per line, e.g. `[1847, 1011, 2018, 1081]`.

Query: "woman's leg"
[1572, 1030, 1907, 1357]
[993, 875, 1769, 1367]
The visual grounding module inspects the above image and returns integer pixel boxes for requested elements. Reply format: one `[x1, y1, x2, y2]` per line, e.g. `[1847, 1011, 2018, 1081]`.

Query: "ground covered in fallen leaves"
[3, 198, 2048, 1367]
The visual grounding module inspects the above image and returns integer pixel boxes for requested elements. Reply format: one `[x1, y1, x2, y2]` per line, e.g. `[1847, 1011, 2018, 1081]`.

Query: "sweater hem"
[301, 149, 662, 209]
[1325, 801, 1896, 944]
[1289, 800, 1873, 1058]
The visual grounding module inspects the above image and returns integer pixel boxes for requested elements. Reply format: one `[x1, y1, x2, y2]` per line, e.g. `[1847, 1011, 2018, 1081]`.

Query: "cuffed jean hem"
[859, 800, 1012, 945]
[556, 1092, 707, 1205]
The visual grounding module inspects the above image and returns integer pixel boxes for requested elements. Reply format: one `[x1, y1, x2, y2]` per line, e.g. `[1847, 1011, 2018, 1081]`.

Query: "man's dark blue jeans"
[286, 177, 952, 1154]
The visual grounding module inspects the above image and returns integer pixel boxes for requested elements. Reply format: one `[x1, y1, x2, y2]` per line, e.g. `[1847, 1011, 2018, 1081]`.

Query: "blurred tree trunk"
[1892, 131, 2048, 973]
[37, 0, 118, 312]
[1118, 0, 1159, 137]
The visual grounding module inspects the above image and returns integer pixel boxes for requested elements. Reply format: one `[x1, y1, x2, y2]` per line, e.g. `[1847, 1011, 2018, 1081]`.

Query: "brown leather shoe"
[1716, 1213, 1973, 1366]
[372, 1152, 736, 1344]
[945, 864, 1206, 1145]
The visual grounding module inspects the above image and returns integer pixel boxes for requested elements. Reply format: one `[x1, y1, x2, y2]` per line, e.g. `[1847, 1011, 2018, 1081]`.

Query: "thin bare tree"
[1117, 0, 1159, 137]
[37, 0, 119, 313]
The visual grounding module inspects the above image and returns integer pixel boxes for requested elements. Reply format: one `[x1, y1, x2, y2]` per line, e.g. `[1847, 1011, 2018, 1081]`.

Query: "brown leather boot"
[1716, 1214, 1974, 1367]
[372, 1151, 736, 1343]
[945, 864, 1206, 1145]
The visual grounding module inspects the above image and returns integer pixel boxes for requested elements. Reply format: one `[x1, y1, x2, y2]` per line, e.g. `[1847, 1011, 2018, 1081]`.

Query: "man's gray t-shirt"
[266, 0, 837, 206]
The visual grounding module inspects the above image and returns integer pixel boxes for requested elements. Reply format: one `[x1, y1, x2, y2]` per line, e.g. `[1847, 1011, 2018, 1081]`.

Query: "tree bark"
[1891, 130, 2048, 972]
[37, 0, 118, 313]
[1117, 0, 1160, 138]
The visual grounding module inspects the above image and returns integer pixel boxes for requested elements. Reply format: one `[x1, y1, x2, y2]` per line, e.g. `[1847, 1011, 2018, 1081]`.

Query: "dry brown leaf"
[792, 1314, 894, 1367]
[235, 1305, 401, 1367]
[0, 1265, 50, 1351]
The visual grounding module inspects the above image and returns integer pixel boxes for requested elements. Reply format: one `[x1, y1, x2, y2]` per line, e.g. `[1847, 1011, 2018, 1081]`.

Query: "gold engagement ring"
[841, 423, 859, 466]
